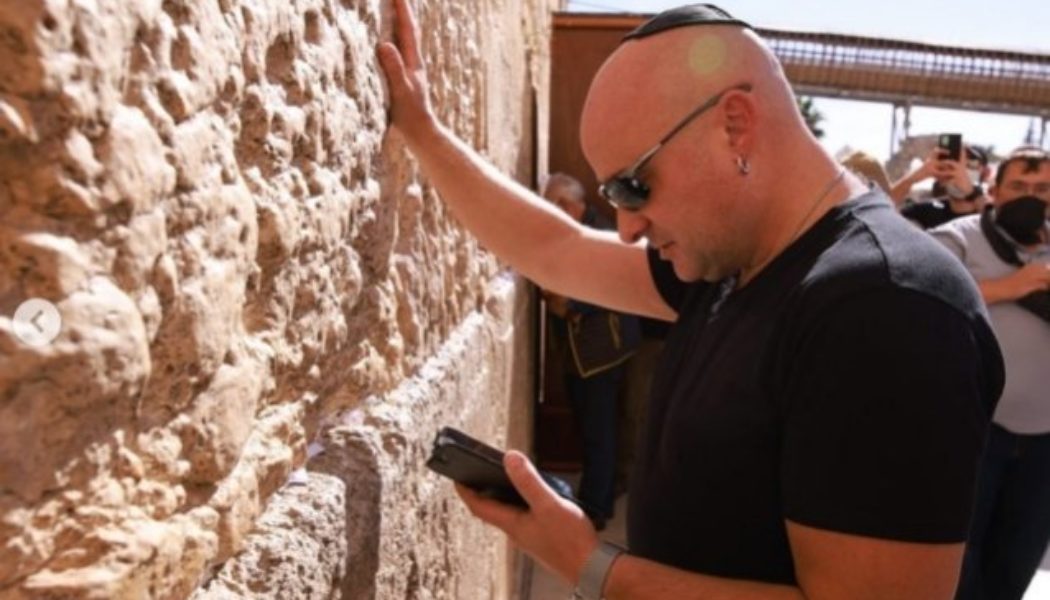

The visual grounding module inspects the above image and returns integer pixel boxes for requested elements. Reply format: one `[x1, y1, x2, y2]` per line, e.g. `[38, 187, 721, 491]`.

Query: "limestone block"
[206, 402, 307, 562]
[0, 93, 37, 143]
[0, 0, 557, 597]
[17, 507, 219, 600]
[0, 230, 92, 298]
[309, 272, 536, 600]
[0, 2, 47, 96]
[98, 106, 177, 213]
[190, 473, 347, 600]
[180, 360, 266, 485]
[0, 277, 151, 501]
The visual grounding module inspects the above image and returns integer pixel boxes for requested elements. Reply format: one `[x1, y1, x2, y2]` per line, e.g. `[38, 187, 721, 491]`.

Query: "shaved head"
[581, 25, 795, 182]
[577, 17, 863, 284]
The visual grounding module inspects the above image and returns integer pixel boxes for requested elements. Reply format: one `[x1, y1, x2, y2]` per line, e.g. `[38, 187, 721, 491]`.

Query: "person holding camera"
[377, 2, 1003, 598]
[930, 146, 1050, 600]
[890, 140, 991, 229]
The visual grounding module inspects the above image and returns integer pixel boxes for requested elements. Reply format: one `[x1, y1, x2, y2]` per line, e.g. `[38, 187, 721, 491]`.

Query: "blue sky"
[565, 0, 1050, 162]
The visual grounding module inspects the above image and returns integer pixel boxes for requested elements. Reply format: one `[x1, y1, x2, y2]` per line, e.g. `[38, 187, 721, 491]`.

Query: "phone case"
[938, 133, 962, 160]
[426, 427, 578, 508]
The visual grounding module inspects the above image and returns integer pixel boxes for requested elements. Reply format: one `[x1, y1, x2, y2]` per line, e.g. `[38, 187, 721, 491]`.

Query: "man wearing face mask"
[892, 144, 991, 229]
[930, 146, 1050, 600]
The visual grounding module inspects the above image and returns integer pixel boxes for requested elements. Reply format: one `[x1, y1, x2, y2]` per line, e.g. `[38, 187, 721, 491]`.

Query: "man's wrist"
[573, 541, 626, 600]
[948, 181, 979, 199]
[409, 117, 447, 150]
[907, 169, 929, 185]
[962, 185, 983, 201]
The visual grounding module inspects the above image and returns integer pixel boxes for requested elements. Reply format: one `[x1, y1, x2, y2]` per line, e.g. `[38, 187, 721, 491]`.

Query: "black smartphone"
[426, 426, 578, 508]
[938, 133, 963, 161]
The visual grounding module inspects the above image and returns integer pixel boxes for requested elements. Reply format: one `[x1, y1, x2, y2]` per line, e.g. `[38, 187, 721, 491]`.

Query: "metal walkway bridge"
[759, 28, 1050, 118]
[554, 13, 1050, 144]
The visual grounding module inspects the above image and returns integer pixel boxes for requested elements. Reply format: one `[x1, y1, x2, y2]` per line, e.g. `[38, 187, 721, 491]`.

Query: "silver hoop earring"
[736, 156, 751, 175]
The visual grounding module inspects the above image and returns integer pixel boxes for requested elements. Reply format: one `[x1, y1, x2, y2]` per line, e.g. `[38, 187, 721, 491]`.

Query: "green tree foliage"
[797, 96, 825, 140]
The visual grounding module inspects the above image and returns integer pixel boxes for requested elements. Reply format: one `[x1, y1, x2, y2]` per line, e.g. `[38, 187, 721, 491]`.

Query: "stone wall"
[0, 0, 557, 597]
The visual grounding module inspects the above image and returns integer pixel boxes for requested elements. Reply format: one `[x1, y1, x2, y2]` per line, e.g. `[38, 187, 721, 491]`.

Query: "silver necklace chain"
[738, 167, 846, 287]
[787, 168, 846, 247]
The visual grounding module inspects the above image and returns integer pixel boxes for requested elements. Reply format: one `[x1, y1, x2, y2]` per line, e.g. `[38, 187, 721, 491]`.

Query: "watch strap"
[573, 541, 626, 600]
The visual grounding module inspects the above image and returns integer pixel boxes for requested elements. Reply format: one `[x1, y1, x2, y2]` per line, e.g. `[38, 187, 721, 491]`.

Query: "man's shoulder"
[817, 193, 955, 278]
[928, 213, 1001, 268]
[930, 212, 982, 237]
[798, 194, 984, 317]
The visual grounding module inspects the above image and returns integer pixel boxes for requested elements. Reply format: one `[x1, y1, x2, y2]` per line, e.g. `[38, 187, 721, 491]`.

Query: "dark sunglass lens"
[600, 177, 649, 210]
[615, 178, 649, 210]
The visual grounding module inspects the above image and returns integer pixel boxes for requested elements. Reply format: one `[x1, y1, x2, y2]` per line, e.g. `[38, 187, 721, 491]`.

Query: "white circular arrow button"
[13, 298, 62, 347]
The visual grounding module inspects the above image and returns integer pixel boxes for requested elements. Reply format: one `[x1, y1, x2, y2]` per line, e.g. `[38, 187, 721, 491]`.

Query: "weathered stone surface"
[191, 472, 347, 600]
[310, 273, 536, 600]
[1, 0, 556, 598]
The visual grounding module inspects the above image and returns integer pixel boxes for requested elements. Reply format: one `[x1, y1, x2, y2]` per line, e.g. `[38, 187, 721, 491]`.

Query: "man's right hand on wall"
[376, 0, 434, 140]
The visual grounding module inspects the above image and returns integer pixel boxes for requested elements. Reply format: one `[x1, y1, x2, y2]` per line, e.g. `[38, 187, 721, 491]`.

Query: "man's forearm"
[399, 121, 583, 287]
[978, 277, 1023, 305]
[604, 555, 806, 600]
[889, 173, 918, 206]
[393, 118, 674, 321]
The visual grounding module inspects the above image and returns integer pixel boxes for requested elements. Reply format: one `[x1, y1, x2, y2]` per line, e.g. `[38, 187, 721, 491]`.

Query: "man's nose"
[617, 209, 649, 244]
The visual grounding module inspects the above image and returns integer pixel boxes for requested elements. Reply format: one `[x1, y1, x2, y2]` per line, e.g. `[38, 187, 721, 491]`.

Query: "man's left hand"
[455, 450, 600, 585]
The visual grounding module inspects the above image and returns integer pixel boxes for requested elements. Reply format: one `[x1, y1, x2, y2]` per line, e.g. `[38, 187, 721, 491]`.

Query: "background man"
[930, 147, 1050, 600]
[377, 2, 1003, 598]
[540, 172, 635, 531]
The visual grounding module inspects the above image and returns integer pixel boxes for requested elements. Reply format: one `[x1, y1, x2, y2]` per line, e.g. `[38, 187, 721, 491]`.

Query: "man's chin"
[670, 261, 706, 283]
[671, 258, 730, 284]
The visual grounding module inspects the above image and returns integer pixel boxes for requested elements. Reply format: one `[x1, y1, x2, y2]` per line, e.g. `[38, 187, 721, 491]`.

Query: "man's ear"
[722, 91, 755, 153]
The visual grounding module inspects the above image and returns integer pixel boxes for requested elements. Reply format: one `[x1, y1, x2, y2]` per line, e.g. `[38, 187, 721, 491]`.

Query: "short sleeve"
[779, 287, 1001, 542]
[647, 245, 689, 311]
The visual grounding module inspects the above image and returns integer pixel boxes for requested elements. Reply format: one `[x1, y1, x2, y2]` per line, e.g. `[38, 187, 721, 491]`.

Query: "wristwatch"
[572, 541, 626, 600]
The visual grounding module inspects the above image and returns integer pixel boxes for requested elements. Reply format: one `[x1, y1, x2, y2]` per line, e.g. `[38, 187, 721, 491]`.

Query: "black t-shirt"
[628, 192, 1003, 584]
[900, 198, 975, 229]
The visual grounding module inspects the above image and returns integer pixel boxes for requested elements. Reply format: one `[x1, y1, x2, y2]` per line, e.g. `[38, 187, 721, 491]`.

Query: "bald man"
[377, 3, 1004, 599]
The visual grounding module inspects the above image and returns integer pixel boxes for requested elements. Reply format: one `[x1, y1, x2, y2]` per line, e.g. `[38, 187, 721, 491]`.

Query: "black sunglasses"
[598, 83, 752, 211]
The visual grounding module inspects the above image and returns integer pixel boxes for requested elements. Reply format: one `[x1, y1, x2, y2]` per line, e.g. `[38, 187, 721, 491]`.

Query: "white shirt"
[931, 215, 1050, 434]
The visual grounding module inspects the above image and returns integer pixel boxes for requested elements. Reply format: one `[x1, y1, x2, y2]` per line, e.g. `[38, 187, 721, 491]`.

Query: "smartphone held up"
[426, 426, 580, 509]
[938, 133, 963, 161]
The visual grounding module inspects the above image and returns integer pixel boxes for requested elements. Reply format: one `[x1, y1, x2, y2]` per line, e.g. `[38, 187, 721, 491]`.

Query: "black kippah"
[623, 4, 751, 42]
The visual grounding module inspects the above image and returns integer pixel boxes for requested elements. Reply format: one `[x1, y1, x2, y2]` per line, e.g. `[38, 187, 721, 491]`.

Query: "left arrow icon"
[13, 299, 62, 347]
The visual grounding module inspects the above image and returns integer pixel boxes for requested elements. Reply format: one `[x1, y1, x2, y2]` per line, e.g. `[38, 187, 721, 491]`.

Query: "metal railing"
[554, 13, 1050, 117]
[759, 29, 1050, 116]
